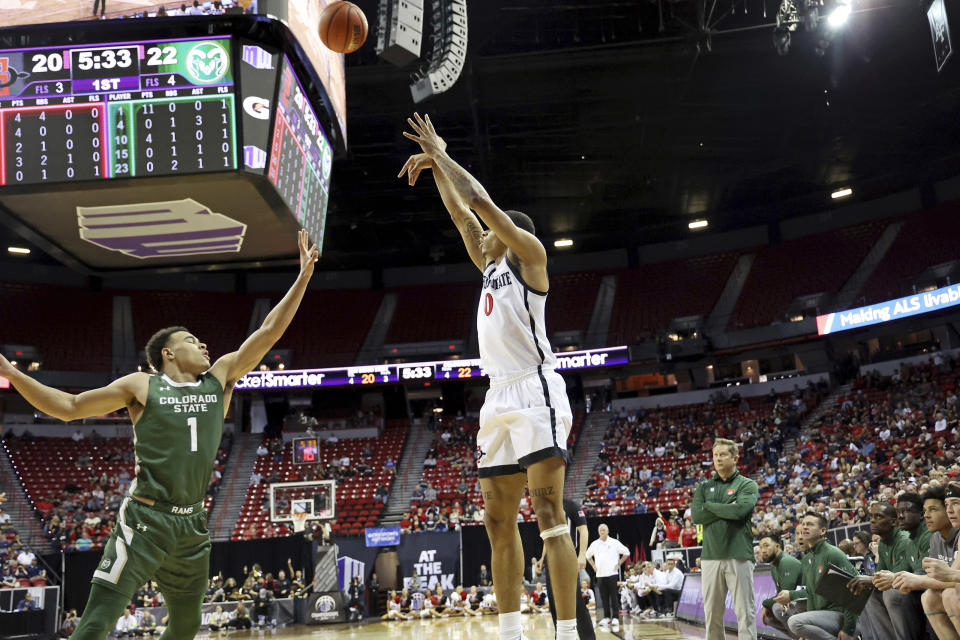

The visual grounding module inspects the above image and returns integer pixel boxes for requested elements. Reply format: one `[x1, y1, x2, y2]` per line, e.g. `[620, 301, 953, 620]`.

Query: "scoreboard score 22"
[0, 37, 238, 186]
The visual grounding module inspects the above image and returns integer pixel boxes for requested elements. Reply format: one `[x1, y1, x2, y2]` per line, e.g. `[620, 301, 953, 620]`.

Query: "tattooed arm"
[434, 161, 486, 271]
[398, 153, 486, 272]
[402, 113, 546, 267]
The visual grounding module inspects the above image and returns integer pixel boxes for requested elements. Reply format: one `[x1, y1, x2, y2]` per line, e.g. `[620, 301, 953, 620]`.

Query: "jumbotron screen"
[268, 55, 333, 251]
[0, 36, 237, 185]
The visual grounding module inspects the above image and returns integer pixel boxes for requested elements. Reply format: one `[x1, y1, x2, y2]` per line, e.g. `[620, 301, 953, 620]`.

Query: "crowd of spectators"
[402, 417, 488, 532]
[379, 581, 554, 621]
[583, 382, 817, 518]
[403, 410, 587, 532]
[94, 557, 311, 636]
[617, 559, 685, 620]
[0, 492, 49, 590]
[101, 0, 240, 20]
[3, 430, 233, 551]
[746, 355, 960, 549]
[599, 357, 959, 561]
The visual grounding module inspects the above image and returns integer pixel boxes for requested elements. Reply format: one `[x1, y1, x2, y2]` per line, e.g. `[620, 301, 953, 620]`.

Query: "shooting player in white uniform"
[400, 113, 579, 640]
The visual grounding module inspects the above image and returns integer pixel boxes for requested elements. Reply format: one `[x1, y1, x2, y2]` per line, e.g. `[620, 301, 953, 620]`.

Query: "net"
[292, 512, 309, 533]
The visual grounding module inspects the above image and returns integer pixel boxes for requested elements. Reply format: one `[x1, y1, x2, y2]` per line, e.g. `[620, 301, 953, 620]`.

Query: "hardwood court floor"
[207, 613, 738, 640]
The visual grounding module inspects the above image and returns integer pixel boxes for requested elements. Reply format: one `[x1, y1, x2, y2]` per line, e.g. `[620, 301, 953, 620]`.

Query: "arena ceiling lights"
[831, 187, 853, 199]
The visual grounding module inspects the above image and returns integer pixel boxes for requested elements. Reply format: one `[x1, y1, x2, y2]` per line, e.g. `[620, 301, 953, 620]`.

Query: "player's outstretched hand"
[0, 353, 16, 378]
[402, 113, 446, 158]
[298, 229, 319, 278]
[397, 154, 433, 186]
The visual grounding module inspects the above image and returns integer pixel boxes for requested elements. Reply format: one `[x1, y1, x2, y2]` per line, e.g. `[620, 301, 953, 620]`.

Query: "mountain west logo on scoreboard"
[244, 146, 268, 169]
[77, 199, 246, 259]
[186, 42, 230, 84]
[242, 45, 275, 70]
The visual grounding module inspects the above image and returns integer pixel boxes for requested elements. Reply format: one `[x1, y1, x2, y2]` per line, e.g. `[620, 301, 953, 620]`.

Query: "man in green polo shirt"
[848, 501, 922, 640]
[691, 438, 758, 640]
[772, 512, 859, 640]
[759, 532, 802, 636]
[897, 492, 933, 576]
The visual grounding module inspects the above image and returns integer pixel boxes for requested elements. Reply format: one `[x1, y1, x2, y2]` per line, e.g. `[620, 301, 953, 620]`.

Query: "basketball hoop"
[292, 512, 309, 533]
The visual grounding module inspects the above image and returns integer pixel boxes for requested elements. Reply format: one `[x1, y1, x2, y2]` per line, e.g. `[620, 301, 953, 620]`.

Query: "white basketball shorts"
[476, 366, 573, 477]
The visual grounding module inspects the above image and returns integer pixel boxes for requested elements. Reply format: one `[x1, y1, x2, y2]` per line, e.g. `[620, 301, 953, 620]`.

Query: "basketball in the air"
[319, 2, 369, 54]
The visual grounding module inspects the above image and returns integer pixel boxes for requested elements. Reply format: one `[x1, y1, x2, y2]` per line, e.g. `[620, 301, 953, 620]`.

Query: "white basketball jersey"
[477, 257, 556, 379]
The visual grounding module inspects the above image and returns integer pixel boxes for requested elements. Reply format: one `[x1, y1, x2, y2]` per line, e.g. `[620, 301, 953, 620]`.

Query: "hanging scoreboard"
[0, 36, 238, 185]
[0, 16, 343, 272]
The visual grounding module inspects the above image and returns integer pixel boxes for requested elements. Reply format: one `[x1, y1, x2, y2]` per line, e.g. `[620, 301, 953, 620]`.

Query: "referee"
[536, 498, 595, 640]
[585, 523, 630, 630]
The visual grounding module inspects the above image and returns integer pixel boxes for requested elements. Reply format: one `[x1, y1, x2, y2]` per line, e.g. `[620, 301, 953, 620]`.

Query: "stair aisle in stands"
[379, 420, 431, 527]
[209, 432, 259, 542]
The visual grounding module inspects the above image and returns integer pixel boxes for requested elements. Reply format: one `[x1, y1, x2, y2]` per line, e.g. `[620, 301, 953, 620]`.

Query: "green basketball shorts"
[91, 496, 210, 598]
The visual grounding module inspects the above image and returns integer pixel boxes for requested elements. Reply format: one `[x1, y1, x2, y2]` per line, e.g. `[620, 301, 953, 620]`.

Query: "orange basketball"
[319, 1, 369, 54]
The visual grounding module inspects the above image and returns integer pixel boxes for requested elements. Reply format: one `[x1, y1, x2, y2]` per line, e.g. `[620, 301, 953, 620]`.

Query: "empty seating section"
[4, 434, 230, 549]
[0, 283, 112, 372]
[545, 271, 603, 334]
[384, 284, 478, 344]
[273, 289, 383, 367]
[232, 425, 406, 539]
[730, 222, 885, 329]
[859, 203, 960, 305]
[129, 290, 254, 366]
[609, 254, 738, 344]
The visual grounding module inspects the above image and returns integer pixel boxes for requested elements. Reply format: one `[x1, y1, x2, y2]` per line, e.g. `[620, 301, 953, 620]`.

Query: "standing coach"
[691, 438, 759, 640]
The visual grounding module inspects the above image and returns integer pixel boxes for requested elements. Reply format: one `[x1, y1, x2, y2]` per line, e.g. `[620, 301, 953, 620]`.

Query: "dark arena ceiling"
[4, 0, 960, 271]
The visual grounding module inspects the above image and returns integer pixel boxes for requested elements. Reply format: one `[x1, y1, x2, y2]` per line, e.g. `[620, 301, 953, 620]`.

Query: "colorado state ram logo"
[186, 42, 229, 84]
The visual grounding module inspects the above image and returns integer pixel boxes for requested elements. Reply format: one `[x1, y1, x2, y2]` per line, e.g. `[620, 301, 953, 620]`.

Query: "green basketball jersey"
[129, 372, 224, 505]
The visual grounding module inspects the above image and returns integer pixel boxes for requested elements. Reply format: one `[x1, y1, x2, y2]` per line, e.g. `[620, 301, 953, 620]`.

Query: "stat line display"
[267, 55, 332, 249]
[0, 36, 237, 186]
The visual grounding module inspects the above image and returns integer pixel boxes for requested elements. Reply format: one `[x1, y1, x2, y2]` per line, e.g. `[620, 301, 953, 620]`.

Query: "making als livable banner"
[817, 282, 960, 335]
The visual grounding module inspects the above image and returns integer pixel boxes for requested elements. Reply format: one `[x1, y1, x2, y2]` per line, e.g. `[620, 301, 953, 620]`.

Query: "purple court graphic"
[77, 199, 247, 259]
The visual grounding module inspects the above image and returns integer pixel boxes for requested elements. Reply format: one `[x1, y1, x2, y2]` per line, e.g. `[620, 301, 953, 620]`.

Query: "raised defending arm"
[210, 229, 318, 387]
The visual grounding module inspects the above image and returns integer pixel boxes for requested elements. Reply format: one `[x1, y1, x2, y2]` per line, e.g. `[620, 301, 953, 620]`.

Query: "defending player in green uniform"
[0, 230, 319, 640]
